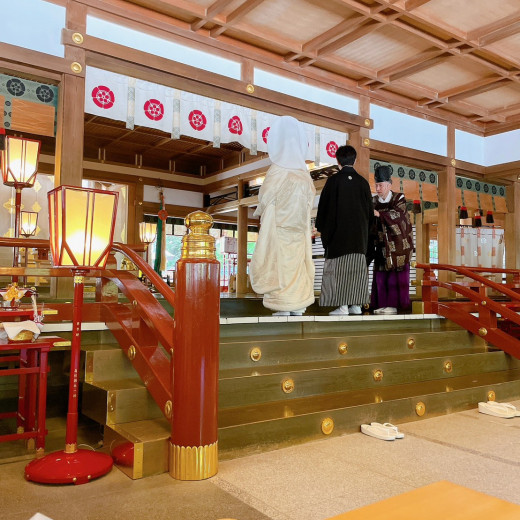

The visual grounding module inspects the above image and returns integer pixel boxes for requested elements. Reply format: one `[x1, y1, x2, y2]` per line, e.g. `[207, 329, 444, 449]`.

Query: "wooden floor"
[329, 481, 520, 520]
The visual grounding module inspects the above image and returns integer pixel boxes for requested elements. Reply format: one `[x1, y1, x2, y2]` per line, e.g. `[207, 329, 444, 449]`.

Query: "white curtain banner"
[84, 68, 347, 161]
[220, 102, 251, 148]
[256, 112, 278, 153]
[85, 67, 128, 122]
[319, 127, 347, 165]
[180, 92, 216, 142]
[134, 79, 174, 133]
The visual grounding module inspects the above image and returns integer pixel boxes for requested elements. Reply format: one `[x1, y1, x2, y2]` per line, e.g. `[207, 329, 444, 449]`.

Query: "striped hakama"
[319, 253, 369, 307]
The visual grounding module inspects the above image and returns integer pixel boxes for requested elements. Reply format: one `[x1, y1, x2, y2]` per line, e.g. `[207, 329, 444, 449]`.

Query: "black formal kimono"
[316, 166, 374, 306]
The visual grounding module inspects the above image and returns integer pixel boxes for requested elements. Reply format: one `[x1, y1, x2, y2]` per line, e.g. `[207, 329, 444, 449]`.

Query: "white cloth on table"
[0, 320, 42, 340]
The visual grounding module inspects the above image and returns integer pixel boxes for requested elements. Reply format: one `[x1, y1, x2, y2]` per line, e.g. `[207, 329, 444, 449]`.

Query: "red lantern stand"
[170, 211, 220, 480]
[1, 136, 41, 280]
[25, 186, 117, 485]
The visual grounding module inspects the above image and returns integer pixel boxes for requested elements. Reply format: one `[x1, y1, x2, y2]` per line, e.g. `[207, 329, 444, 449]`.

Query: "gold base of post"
[169, 441, 218, 480]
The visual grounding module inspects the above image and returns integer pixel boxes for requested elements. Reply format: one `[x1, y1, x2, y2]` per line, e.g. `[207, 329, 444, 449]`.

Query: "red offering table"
[0, 335, 70, 453]
[0, 304, 56, 320]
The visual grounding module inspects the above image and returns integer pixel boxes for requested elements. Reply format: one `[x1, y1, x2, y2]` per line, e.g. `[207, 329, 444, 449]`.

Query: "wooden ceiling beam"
[328, 0, 372, 17]
[479, 20, 520, 47]
[386, 54, 448, 82]
[390, 19, 451, 49]
[302, 14, 367, 54]
[101, 129, 136, 148]
[191, 0, 232, 31]
[404, 0, 432, 11]
[316, 20, 384, 57]
[376, 48, 445, 80]
[467, 12, 520, 46]
[123, 0, 206, 18]
[438, 77, 511, 102]
[210, 0, 266, 37]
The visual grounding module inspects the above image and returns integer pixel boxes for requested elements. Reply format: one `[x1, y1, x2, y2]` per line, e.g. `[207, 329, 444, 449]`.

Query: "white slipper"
[371, 422, 405, 439]
[361, 423, 396, 440]
[478, 401, 516, 418]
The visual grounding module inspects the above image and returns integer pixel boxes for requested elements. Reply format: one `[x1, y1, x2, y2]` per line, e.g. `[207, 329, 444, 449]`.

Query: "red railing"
[0, 228, 220, 480]
[416, 262, 520, 359]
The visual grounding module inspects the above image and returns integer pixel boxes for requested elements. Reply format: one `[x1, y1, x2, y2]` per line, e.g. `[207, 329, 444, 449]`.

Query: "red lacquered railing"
[0, 214, 220, 480]
[416, 262, 520, 358]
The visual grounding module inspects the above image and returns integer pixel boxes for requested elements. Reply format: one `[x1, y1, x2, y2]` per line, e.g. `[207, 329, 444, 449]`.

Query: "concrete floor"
[2, 400, 520, 520]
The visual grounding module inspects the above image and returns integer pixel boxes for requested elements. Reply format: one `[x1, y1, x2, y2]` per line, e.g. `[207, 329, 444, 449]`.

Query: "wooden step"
[219, 350, 519, 408]
[104, 418, 170, 479]
[84, 343, 137, 382]
[82, 379, 162, 425]
[218, 368, 520, 458]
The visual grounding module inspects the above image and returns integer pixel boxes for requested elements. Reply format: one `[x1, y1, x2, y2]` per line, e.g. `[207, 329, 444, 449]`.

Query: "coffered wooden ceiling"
[118, 0, 520, 135]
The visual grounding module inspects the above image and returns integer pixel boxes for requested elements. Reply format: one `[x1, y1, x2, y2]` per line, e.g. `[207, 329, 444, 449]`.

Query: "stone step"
[104, 418, 170, 479]
[82, 379, 162, 426]
[218, 368, 520, 458]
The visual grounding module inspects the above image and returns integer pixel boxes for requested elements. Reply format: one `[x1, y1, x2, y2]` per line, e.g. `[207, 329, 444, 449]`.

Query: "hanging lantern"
[412, 200, 422, 214]
[1, 136, 41, 188]
[19, 211, 38, 237]
[473, 213, 482, 228]
[139, 221, 157, 244]
[459, 206, 468, 219]
[48, 185, 119, 269]
[486, 211, 494, 224]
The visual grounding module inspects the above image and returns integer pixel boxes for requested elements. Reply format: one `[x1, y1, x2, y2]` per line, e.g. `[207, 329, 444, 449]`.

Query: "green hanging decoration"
[154, 189, 167, 274]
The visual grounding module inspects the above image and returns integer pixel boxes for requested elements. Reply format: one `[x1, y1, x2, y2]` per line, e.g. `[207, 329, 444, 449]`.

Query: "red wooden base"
[25, 449, 113, 485]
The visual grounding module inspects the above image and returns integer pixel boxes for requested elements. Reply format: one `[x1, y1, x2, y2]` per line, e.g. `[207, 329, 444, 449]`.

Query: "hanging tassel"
[0, 128, 5, 151]
[459, 206, 468, 219]
[486, 210, 494, 224]
[413, 200, 421, 214]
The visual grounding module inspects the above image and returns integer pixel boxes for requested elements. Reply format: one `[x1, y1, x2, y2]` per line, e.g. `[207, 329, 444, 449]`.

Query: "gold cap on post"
[181, 211, 216, 260]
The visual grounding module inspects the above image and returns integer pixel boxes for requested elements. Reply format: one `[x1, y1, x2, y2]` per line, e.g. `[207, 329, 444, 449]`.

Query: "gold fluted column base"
[169, 441, 218, 480]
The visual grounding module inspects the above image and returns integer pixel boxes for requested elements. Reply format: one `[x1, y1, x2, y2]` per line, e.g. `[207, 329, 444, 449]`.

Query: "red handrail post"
[170, 211, 220, 480]
[421, 265, 438, 314]
[95, 253, 118, 303]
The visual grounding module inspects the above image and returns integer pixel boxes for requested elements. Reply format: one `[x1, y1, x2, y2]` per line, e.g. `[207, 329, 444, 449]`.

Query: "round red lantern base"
[25, 449, 113, 485]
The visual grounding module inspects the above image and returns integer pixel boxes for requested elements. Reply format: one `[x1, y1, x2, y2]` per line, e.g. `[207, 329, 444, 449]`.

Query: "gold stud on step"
[415, 401, 426, 416]
[338, 342, 348, 355]
[487, 390, 496, 401]
[443, 360, 453, 373]
[321, 417, 334, 435]
[373, 369, 383, 382]
[479, 327, 488, 337]
[407, 337, 415, 349]
[250, 347, 262, 361]
[282, 378, 295, 394]
[127, 345, 136, 360]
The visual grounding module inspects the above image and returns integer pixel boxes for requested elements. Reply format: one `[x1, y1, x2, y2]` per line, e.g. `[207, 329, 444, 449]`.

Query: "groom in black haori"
[370, 165, 414, 315]
[316, 145, 374, 315]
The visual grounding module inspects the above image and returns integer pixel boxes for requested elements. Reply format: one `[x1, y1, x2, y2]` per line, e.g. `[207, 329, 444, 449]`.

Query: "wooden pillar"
[437, 124, 457, 295]
[348, 95, 370, 180]
[505, 182, 520, 279]
[236, 180, 249, 295]
[55, 1, 86, 188]
[128, 182, 144, 244]
[52, 1, 86, 298]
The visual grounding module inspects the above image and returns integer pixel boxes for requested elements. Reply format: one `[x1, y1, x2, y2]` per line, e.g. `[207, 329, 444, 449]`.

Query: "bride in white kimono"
[250, 116, 316, 315]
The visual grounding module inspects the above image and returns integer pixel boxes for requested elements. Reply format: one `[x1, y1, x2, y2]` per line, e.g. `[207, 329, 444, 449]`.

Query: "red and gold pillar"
[170, 211, 220, 480]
